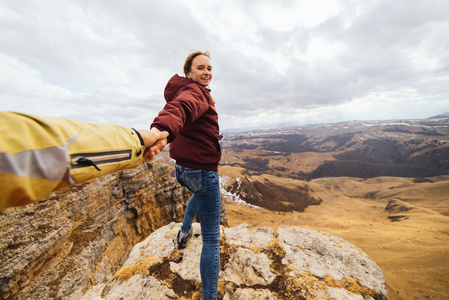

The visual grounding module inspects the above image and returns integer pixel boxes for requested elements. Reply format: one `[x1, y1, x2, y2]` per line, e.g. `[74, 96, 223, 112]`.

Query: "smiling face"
[186, 54, 213, 87]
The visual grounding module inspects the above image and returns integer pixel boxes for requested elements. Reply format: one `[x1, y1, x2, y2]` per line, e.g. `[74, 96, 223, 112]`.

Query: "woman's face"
[187, 55, 212, 87]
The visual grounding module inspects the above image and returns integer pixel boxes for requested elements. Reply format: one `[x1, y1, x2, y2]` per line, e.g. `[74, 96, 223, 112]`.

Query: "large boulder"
[83, 223, 388, 300]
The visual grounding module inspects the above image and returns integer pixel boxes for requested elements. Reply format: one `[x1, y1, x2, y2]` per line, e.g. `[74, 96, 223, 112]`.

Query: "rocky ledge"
[83, 223, 388, 300]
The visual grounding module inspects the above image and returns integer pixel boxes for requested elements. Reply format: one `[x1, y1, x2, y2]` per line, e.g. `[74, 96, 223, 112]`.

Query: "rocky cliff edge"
[83, 222, 388, 300]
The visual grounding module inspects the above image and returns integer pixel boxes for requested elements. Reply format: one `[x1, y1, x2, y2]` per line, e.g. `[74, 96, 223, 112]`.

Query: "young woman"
[150, 51, 222, 299]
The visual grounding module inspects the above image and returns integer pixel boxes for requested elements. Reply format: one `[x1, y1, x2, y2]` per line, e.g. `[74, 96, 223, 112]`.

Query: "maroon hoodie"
[151, 74, 222, 171]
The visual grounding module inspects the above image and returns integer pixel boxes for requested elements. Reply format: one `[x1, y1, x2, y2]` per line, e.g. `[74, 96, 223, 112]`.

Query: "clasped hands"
[138, 128, 169, 160]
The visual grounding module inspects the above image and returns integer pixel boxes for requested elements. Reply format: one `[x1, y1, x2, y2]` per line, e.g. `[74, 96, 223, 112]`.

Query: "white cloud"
[0, 53, 72, 102]
[256, 0, 340, 30]
[0, 0, 448, 132]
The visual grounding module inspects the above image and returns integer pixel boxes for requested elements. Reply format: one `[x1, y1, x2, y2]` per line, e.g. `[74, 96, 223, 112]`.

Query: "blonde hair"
[183, 51, 211, 77]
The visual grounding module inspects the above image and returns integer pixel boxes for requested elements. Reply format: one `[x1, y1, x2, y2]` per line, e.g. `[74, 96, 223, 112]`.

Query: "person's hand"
[138, 128, 169, 160]
[148, 127, 168, 159]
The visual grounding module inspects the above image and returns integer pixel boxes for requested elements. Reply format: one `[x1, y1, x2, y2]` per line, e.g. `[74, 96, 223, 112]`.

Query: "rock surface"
[0, 161, 228, 300]
[83, 223, 388, 300]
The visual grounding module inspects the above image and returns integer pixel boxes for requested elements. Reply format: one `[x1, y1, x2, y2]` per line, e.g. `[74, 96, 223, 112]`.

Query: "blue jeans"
[175, 165, 221, 300]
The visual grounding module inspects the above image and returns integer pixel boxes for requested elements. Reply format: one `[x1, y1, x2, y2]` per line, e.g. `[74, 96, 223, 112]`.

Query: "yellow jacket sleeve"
[0, 112, 146, 210]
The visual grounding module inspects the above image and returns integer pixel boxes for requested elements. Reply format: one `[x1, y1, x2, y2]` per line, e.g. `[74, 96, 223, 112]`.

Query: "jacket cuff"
[131, 128, 145, 147]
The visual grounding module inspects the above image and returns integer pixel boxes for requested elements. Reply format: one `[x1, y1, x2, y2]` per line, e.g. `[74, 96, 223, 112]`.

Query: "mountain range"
[222, 115, 449, 179]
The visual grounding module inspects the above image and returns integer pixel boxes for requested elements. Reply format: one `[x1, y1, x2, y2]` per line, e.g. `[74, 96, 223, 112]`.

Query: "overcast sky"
[1, 0, 448, 131]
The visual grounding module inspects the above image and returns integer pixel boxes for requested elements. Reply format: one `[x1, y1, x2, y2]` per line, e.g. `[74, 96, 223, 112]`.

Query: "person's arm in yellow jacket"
[0, 112, 168, 210]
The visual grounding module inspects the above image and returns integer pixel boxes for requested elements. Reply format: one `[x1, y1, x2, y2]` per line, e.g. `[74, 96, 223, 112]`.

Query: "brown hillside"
[224, 173, 449, 300]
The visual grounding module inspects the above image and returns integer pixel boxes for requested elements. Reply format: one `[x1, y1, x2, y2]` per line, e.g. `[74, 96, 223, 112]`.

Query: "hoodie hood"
[164, 74, 210, 103]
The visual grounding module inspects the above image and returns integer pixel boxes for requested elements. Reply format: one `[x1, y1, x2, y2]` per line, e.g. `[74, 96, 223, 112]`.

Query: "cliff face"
[0, 161, 197, 300]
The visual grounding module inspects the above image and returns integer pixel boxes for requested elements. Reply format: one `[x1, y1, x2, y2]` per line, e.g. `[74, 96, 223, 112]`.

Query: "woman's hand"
[138, 128, 169, 160]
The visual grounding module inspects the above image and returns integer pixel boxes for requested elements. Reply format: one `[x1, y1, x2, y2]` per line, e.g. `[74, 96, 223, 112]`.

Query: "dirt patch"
[146, 251, 201, 299]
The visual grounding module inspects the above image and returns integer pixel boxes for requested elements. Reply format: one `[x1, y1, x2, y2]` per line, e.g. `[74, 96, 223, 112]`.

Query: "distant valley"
[222, 115, 449, 180]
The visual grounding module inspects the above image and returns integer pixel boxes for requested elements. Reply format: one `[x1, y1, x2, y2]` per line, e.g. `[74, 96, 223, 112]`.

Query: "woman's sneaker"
[176, 228, 192, 249]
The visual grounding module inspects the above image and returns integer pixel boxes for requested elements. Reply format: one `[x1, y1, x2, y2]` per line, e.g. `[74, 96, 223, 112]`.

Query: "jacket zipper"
[71, 150, 132, 171]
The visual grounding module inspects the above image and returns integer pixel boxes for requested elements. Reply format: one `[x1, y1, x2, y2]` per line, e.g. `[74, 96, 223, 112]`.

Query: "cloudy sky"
[1, 0, 448, 131]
